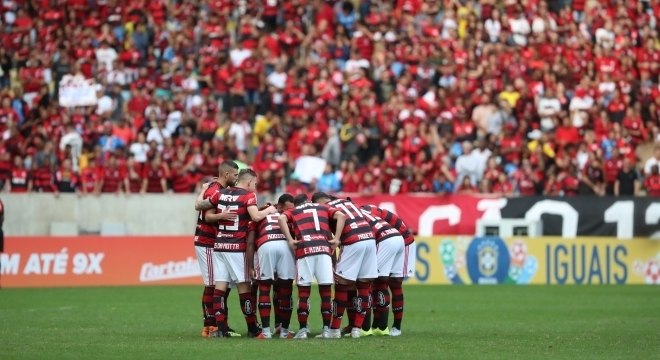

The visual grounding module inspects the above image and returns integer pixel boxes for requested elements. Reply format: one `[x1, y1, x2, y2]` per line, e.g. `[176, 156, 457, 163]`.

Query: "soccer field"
[1, 286, 658, 359]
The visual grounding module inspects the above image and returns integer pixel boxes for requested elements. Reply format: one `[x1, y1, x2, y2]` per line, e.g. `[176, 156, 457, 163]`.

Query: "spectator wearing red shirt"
[358, 171, 383, 195]
[555, 116, 581, 147]
[240, 52, 263, 118]
[80, 157, 100, 195]
[125, 156, 143, 194]
[99, 155, 127, 194]
[492, 172, 514, 197]
[644, 165, 660, 197]
[32, 157, 57, 194]
[514, 160, 541, 196]
[340, 160, 360, 193]
[141, 156, 168, 194]
[456, 176, 479, 195]
[622, 107, 648, 145]
[578, 155, 605, 196]
[284, 174, 308, 196]
[0, 145, 11, 190]
[1, 0, 658, 200]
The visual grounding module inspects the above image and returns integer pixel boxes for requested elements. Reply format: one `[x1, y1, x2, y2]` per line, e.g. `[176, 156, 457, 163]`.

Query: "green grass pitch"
[1, 285, 658, 359]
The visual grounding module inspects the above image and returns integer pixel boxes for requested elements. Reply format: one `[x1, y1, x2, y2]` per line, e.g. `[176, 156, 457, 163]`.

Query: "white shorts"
[213, 251, 250, 284]
[404, 242, 417, 280]
[296, 254, 334, 286]
[256, 241, 296, 281]
[335, 240, 378, 282]
[376, 236, 405, 278]
[195, 246, 215, 286]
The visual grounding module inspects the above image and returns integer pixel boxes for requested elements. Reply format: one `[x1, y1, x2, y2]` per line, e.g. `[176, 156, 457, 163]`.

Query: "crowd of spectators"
[0, 0, 659, 200]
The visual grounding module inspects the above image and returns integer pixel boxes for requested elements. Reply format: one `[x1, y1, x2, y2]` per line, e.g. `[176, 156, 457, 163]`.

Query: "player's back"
[327, 198, 374, 245]
[253, 213, 286, 250]
[362, 204, 414, 245]
[214, 186, 256, 251]
[285, 202, 335, 258]
[360, 209, 401, 243]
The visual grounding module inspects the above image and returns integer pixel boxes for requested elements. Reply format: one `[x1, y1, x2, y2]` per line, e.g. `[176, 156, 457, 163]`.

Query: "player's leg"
[226, 252, 261, 337]
[391, 242, 415, 336]
[331, 243, 361, 336]
[293, 256, 313, 339]
[352, 241, 378, 337]
[274, 241, 296, 338]
[275, 278, 294, 339]
[344, 287, 357, 335]
[235, 281, 261, 337]
[257, 280, 273, 338]
[255, 243, 276, 339]
[372, 277, 390, 333]
[195, 246, 216, 337]
[373, 236, 404, 335]
[315, 254, 335, 332]
[272, 279, 282, 334]
[211, 251, 231, 337]
[389, 277, 404, 336]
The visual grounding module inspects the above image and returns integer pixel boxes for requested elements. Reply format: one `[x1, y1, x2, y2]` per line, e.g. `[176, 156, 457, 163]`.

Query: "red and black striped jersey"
[360, 209, 401, 244]
[282, 202, 337, 259]
[194, 181, 223, 247]
[210, 187, 257, 252]
[249, 213, 286, 250]
[327, 198, 375, 245]
[361, 205, 415, 245]
[10, 169, 30, 192]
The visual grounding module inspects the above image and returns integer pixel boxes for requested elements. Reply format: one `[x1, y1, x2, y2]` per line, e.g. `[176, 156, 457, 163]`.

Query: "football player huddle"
[193, 163, 415, 339]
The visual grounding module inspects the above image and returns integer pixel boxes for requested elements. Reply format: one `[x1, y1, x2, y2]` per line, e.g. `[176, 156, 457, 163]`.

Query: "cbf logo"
[466, 237, 510, 284]
[478, 243, 498, 277]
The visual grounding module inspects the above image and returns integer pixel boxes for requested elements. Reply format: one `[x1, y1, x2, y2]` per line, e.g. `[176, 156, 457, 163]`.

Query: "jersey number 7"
[303, 209, 321, 231]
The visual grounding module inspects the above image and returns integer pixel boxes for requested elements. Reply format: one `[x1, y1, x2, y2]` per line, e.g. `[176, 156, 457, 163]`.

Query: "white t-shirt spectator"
[166, 110, 182, 134]
[485, 19, 501, 42]
[509, 17, 531, 46]
[472, 148, 492, 180]
[595, 28, 615, 49]
[537, 96, 561, 130]
[344, 58, 370, 74]
[229, 48, 252, 67]
[267, 71, 287, 104]
[569, 96, 594, 111]
[267, 71, 287, 89]
[146, 126, 171, 146]
[644, 156, 659, 175]
[228, 121, 252, 152]
[96, 95, 114, 116]
[455, 152, 481, 185]
[598, 81, 616, 95]
[106, 69, 127, 86]
[95, 47, 118, 71]
[532, 16, 556, 34]
[129, 142, 149, 163]
[441, 17, 457, 39]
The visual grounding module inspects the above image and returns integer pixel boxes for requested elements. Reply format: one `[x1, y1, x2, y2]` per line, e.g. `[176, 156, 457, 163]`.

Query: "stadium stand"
[0, 0, 658, 198]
